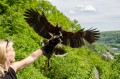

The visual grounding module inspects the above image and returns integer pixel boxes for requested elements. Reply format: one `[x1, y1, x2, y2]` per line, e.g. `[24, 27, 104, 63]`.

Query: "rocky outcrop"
[102, 51, 114, 60]
[94, 67, 99, 79]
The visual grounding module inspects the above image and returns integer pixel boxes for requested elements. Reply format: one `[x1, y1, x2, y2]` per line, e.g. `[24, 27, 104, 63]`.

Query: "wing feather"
[61, 28, 100, 48]
[84, 28, 100, 43]
[61, 29, 85, 48]
[24, 8, 55, 39]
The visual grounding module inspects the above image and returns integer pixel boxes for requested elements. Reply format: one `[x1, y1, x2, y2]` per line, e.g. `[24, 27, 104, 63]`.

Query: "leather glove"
[41, 36, 60, 59]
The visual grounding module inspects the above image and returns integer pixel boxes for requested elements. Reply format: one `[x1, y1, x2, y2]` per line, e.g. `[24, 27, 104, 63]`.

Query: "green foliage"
[97, 31, 120, 54]
[0, 0, 119, 79]
[98, 31, 120, 44]
[0, 1, 9, 15]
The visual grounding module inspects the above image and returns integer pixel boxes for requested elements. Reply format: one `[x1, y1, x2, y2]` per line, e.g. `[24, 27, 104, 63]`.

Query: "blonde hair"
[0, 40, 13, 77]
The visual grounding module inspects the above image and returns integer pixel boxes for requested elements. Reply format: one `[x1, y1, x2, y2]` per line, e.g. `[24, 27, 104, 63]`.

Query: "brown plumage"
[24, 8, 100, 48]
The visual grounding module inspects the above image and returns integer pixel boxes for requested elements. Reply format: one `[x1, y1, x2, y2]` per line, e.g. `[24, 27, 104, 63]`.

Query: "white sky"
[48, 0, 120, 32]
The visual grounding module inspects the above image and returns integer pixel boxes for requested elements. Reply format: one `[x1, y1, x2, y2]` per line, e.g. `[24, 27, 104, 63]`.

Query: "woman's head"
[0, 40, 15, 77]
[0, 40, 15, 64]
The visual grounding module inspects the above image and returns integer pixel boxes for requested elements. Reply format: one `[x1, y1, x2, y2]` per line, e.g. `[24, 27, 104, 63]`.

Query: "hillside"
[0, 0, 120, 79]
[97, 31, 120, 54]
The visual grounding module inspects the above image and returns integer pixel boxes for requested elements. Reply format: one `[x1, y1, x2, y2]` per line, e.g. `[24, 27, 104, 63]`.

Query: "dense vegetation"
[97, 31, 120, 54]
[0, 0, 120, 79]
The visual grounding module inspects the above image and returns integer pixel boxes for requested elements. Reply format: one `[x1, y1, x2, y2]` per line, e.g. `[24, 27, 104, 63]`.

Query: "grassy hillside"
[0, 0, 120, 79]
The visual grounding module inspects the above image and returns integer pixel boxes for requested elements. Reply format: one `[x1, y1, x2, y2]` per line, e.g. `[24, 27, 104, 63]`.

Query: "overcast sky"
[48, 0, 120, 32]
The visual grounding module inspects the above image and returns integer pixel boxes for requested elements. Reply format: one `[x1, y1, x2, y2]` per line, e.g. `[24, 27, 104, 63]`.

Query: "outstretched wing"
[61, 28, 100, 48]
[84, 28, 100, 43]
[24, 8, 56, 39]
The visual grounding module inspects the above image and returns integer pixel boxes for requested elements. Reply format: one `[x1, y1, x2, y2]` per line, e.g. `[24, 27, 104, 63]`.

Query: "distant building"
[111, 47, 118, 51]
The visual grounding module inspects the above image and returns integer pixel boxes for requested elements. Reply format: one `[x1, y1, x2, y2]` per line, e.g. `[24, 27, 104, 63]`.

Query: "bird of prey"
[24, 8, 100, 49]
[24, 8, 100, 67]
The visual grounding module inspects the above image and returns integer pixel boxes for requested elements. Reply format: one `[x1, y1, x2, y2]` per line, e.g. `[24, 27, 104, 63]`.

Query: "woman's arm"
[10, 36, 60, 72]
[11, 49, 43, 72]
